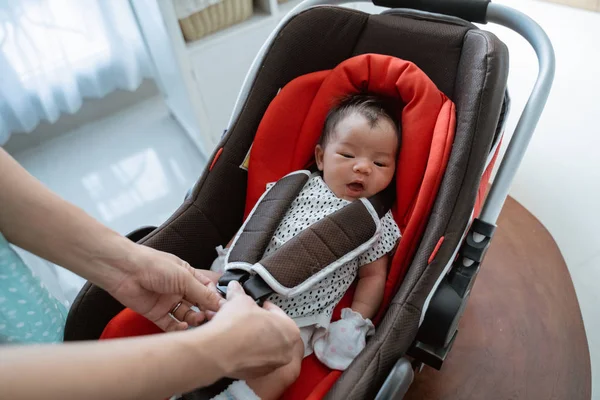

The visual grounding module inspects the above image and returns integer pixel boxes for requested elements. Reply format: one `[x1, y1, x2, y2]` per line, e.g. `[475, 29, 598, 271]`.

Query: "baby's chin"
[329, 188, 356, 201]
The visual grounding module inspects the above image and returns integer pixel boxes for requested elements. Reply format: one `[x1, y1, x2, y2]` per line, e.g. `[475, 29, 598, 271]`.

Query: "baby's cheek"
[375, 175, 392, 194]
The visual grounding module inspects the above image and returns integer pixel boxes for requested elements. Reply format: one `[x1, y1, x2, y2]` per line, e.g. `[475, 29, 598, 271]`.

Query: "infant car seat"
[64, 1, 555, 399]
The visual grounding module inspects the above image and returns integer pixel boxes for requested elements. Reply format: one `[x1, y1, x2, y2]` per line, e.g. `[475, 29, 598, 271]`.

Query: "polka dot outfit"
[264, 175, 400, 329]
[0, 233, 67, 345]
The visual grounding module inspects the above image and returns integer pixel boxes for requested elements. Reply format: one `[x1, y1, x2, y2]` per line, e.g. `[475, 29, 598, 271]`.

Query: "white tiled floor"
[3, 0, 599, 397]
[10, 97, 206, 234]
[7, 97, 207, 304]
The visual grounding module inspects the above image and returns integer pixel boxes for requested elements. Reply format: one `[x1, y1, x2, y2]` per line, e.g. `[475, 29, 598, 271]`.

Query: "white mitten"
[210, 245, 228, 273]
[312, 308, 375, 370]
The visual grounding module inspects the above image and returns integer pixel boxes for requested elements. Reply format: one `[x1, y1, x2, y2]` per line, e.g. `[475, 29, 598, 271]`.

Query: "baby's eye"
[374, 161, 386, 167]
[340, 153, 354, 159]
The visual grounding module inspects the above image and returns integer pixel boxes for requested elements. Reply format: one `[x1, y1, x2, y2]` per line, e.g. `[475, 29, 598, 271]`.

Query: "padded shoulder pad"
[251, 198, 381, 298]
[227, 171, 310, 267]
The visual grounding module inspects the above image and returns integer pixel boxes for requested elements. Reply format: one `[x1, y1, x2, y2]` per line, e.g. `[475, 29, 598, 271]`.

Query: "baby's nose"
[353, 160, 372, 174]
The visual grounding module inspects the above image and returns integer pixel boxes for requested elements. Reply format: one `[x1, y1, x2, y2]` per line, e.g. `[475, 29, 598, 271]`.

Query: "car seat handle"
[371, 0, 490, 23]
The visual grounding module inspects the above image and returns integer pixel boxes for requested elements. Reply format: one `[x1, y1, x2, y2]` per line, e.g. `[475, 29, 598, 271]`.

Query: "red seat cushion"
[100, 308, 161, 339]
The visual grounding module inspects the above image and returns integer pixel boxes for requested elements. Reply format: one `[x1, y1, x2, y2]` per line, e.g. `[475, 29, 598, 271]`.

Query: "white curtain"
[0, 0, 152, 145]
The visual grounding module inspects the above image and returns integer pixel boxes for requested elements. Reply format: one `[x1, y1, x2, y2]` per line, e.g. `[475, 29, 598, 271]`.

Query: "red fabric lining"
[209, 147, 224, 171]
[428, 236, 445, 264]
[100, 308, 161, 339]
[474, 138, 502, 217]
[384, 100, 453, 318]
[99, 54, 456, 400]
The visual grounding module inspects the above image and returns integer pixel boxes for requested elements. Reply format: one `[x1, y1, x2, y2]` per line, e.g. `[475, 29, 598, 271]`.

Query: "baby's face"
[315, 112, 398, 201]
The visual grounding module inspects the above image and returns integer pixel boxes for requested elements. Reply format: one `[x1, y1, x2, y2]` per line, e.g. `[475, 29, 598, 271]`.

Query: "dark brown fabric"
[327, 23, 509, 400]
[229, 173, 309, 264]
[352, 11, 472, 98]
[261, 202, 376, 288]
[63, 282, 124, 341]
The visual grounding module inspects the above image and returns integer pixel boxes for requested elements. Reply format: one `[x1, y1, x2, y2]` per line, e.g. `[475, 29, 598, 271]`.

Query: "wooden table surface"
[404, 197, 591, 400]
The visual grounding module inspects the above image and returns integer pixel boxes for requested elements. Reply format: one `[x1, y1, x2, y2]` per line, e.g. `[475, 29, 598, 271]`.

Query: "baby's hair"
[319, 94, 401, 148]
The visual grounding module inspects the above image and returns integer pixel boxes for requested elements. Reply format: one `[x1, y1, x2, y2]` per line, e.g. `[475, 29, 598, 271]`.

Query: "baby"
[212, 94, 402, 400]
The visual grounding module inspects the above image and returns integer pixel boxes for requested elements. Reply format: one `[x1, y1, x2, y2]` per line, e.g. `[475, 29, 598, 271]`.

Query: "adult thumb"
[226, 280, 244, 301]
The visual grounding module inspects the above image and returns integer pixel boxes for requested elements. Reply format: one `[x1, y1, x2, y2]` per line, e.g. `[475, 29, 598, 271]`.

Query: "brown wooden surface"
[405, 196, 591, 400]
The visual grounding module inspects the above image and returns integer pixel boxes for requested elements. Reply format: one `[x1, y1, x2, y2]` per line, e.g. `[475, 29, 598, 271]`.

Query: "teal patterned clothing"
[0, 232, 67, 344]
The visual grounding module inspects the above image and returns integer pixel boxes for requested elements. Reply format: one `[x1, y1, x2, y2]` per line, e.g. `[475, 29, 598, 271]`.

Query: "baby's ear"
[315, 145, 325, 171]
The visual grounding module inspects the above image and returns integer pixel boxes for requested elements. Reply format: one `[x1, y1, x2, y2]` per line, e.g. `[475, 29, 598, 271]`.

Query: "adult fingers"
[155, 313, 188, 332]
[171, 300, 206, 327]
[203, 283, 219, 321]
[206, 281, 220, 296]
[262, 301, 289, 318]
[194, 269, 222, 285]
[191, 268, 217, 286]
[205, 310, 217, 320]
[182, 264, 226, 312]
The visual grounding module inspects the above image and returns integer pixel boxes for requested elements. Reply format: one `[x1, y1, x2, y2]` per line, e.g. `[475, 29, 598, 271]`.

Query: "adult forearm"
[0, 326, 227, 400]
[0, 148, 132, 290]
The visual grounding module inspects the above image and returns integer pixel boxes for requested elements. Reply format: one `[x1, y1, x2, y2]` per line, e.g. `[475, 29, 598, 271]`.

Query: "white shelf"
[184, 0, 304, 54]
[138, 0, 306, 155]
[277, 0, 304, 17]
[185, 10, 274, 54]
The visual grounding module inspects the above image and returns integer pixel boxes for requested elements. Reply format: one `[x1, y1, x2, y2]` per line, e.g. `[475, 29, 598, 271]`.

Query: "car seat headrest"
[245, 53, 449, 231]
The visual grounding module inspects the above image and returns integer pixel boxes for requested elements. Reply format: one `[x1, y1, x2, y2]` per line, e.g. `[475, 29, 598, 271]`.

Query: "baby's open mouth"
[347, 182, 364, 192]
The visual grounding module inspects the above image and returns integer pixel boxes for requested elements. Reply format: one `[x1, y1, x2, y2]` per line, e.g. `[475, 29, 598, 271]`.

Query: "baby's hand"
[312, 308, 375, 370]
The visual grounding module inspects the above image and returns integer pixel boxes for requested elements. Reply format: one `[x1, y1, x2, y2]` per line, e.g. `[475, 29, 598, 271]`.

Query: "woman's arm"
[1, 325, 226, 400]
[0, 281, 301, 400]
[0, 148, 223, 330]
[0, 148, 142, 293]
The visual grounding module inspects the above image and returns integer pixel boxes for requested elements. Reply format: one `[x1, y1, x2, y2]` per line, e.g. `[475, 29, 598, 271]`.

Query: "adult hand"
[105, 243, 224, 332]
[208, 281, 301, 380]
